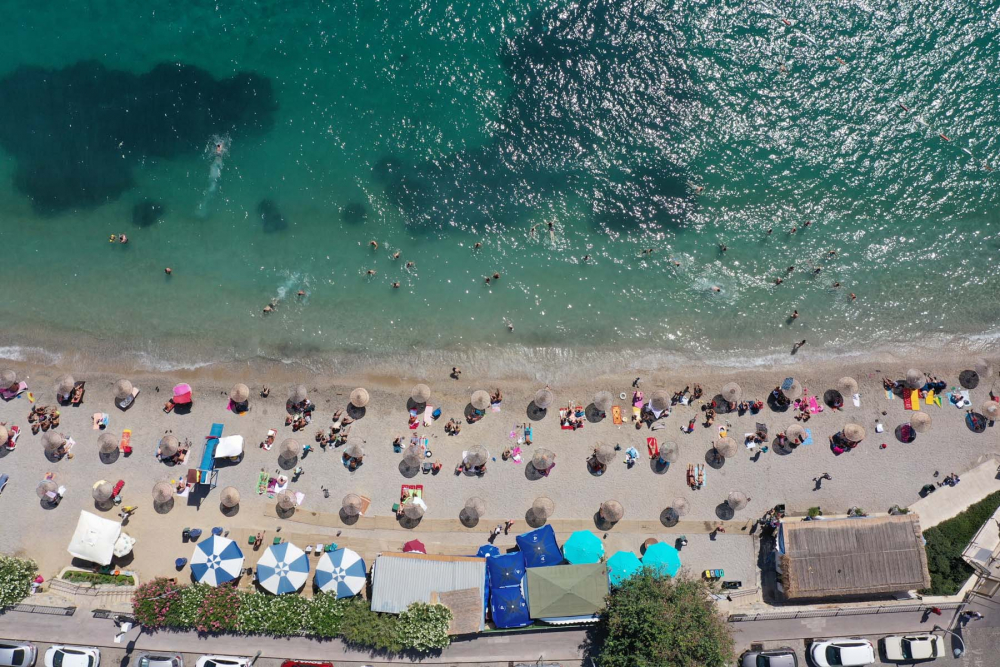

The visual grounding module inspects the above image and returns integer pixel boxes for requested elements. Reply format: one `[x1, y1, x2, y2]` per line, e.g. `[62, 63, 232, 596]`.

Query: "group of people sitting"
[286, 401, 318, 432]
[315, 410, 354, 447]
[829, 431, 860, 454]
[671, 384, 704, 405]
[793, 402, 813, 422]
[444, 418, 462, 435]
[560, 405, 586, 429]
[735, 400, 764, 415]
[883, 375, 948, 394]
[775, 430, 802, 449]
[770, 386, 792, 409]
[27, 405, 59, 434]
[57, 382, 85, 405]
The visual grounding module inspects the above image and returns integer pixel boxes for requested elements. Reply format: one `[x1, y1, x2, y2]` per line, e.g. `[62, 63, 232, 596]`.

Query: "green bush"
[62, 571, 135, 586]
[339, 598, 402, 653]
[923, 490, 1000, 595]
[304, 593, 352, 637]
[238, 592, 308, 635]
[398, 602, 452, 651]
[195, 585, 240, 633]
[131, 578, 184, 628]
[0, 557, 36, 607]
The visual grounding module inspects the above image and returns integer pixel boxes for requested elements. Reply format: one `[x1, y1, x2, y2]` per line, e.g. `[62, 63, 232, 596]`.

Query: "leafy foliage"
[238, 592, 309, 635]
[923, 490, 1000, 595]
[304, 593, 352, 637]
[62, 570, 135, 586]
[339, 597, 403, 653]
[0, 557, 36, 607]
[397, 602, 452, 651]
[131, 577, 184, 628]
[195, 585, 240, 633]
[598, 569, 735, 667]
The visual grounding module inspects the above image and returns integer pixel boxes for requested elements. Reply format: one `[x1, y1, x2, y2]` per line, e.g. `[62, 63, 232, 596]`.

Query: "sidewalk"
[910, 454, 1000, 530]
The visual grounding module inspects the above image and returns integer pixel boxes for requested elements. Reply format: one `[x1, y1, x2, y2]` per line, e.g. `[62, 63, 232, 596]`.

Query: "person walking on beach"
[504, 519, 514, 535]
[813, 472, 831, 490]
[488, 524, 502, 544]
[451, 367, 461, 380]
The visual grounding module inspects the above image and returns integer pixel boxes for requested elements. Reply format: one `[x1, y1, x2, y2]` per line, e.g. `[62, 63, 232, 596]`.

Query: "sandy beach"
[0, 350, 996, 591]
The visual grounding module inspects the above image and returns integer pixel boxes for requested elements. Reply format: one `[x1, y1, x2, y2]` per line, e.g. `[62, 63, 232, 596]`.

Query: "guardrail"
[92, 609, 136, 621]
[729, 602, 964, 622]
[2, 604, 76, 616]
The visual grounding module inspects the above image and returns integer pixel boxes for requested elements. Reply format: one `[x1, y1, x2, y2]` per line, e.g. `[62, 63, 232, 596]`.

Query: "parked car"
[740, 647, 798, 667]
[43, 647, 99, 667]
[809, 638, 875, 667]
[195, 657, 251, 667]
[0, 641, 36, 667]
[881, 634, 947, 662]
[136, 654, 183, 667]
[280, 662, 332, 667]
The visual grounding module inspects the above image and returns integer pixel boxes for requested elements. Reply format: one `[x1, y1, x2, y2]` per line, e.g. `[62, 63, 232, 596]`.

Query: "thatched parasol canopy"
[278, 438, 302, 460]
[981, 401, 999, 421]
[910, 412, 932, 433]
[595, 443, 616, 465]
[905, 369, 925, 389]
[410, 383, 431, 404]
[344, 443, 365, 459]
[721, 382, 742, 403]
[650, 389, 670, 413]
[975, 358, 992, 379]
[152, 481, 173, 504]
[672, 497, 690, 517]
[534, 388, 555, 410]
[837, 377, 859, 395]
[843, 423, 866, 442]
[714, 436, 738, 459]
[471, 390, 491, 411]
[594, 391, 614, 412]
[464, 496, 486, 519]
[55, 374, 75, 396]
[727, 490, 749, 511]
[158, 435, 179, 458]
[276, 491, 296, 511]
[350, 387, 370, 408]
[402, 499, 425, 520]
[403, 443, 425, 467]
[36, 480, 58, 499]
[532, 448, 556, 470]
[463, 445, 488, 468]
[780, 379, 803, 400]
[1, 369, 17, 388]
[114, 379, 134, 400]
[98, 432, 118, 454]
[229, 383, 250, 403]
[92, 481, 113, 503]
[42, 431, 65, 453]
[220, 486, 241, 508]
[659, 442, 679, 463]
[342, 493, 363, 516]
[600, 500, 624, 523]
[290, 384, 308, 403]
[786, 424, 806, 444]
[532, 497, 555, 520]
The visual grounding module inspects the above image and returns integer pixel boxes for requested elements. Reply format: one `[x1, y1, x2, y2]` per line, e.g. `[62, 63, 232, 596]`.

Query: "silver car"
[135, 655, 182, 667]
[0, 642, 36, 667]
[740, 647, 798, 667]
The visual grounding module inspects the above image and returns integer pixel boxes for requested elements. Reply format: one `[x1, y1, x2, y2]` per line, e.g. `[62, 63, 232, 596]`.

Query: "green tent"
[526, 563, 608, 619]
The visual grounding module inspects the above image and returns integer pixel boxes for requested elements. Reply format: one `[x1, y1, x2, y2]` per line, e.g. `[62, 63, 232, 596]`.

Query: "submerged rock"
[257, 198, 287, 232]
[342, 202, 368, 224]
[131, 200, 165, 228]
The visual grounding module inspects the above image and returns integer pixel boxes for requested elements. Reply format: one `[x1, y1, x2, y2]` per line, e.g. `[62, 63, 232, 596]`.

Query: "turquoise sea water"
[0, 0, 998, 373]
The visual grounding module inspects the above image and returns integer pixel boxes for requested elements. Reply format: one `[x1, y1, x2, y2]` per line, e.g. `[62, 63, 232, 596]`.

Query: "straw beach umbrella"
[290, 385, 308, 403]
[279, 438, 301, 460]
[594, 391, 614, 413]
[410, 384, 431, 405]
[220, 486, 240, 508]
[42, 432, 65, 454]
[463, 445, 488, 468]
[36, 480, 58, 499]
[403, 443, 425, 467]
[600, 500, 624, 523]
[344, 443, 364, 460]
[785, 424, 806, 444]
[276, 491, 295, 511]
[1, 369, 17, 389]
[114, 379, 133, 400]
[92, 481, 113, 503]
[595, 444, 616, 465]
[981, 401, 999, 421]
[905, 369, 925, 389]
[158, 435, 179, 458]
[463, 497, 486, 521]
[350, 387, 369, 408]
[650, 389, 670, 413]
[837, 377, 859, 396]
[229, 383, 250, 403]
[471, 390, 491, 411]
[402, 499, 425, 520]
[780, 379, 803, 400]
[532, 497, 555, 520]
[534, 388, 555, 410]
[532, 448, 556, 470]
[342, 493, 363, 516]
[659, 441, 679, 463]
[714, 437, 738, 459]
[721, 382, 742, 404]
[672, 497, 690, 517]
[98, 432, 118, 455]
[55, 374, 75, 396]
[152, 481, 173, 504]
[910, 412, 932, 433]
[843, 423, 866, 442]
[727, 491, 749, 511]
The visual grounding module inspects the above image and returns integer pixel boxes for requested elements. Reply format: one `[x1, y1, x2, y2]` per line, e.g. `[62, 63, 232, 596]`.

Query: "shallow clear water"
[0, 0, 998, 372]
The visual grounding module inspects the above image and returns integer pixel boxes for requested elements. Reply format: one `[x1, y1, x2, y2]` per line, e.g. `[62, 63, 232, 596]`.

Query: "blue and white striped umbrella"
[190, 535, 244, 587]
[314, 548, 367, 598]
[256, 542, 310, 594]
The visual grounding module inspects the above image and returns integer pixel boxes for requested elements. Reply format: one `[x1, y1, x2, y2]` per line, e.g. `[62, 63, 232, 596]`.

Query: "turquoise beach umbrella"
[643, 542, 681, 577]
[563, 530, 604, 564]
[607, 551, 642, 586]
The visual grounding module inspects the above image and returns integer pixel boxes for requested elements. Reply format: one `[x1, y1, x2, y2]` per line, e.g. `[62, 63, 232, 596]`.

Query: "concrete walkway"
[910, 454, 1000, 530]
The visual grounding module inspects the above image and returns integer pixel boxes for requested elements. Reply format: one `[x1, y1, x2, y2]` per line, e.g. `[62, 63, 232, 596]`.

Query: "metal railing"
[729, 602, 964, 622]
[2, 604, 76, 616]
[92, 609, 136, 621]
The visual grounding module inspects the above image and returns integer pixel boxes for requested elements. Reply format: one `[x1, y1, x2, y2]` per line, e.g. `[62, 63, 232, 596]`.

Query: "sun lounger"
[910, 389, 921, 411]
[852, 393, 861, 407]
[423, 405, 434, 427]
[0, 474, 7, 494]
[647, 437, 659, 457]
[119, 429, 132, 455]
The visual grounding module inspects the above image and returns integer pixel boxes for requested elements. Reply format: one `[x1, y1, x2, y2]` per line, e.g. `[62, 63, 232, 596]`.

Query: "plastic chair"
[188, 528, 203, 540]
[175, 558, 188, 569]
[211, 527, 223, 536]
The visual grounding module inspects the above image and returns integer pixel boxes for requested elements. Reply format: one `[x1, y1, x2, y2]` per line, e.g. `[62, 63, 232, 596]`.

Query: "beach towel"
[903, 392, 914, 410]
[679, 395, 689, 405]
[647, 437, 658, 457]
[422, 405, 434, 427]
[808, 396, 822, 414]
[717, 425, 727, 438]
[632, 405, 641, 421]
[852, 393, 861, 407]
[801, 428, 813, 446]
[92, 413, 109, 430]
[611, 406, 623, 425]
[1, 381, 27, 401]
[511, 446, 522, 463]
[885, 389, 894, 400]
[910, 389, 921, 411]
[256, 471, 268, 494]
[491, 403, 501, 412]
[958, 390, 971, 408]
[119, 429, 132, 454]
[744, 433, 756, 449]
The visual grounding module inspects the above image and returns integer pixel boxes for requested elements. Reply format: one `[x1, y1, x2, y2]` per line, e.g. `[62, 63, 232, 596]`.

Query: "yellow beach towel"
[910, 389, 921, 411]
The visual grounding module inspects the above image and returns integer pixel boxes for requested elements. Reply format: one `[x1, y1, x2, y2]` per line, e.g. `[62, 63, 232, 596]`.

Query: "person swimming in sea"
[392, 250, 401, 260]
[473, 242, 482, 249]
[405, 261, 415, 269]
[391, 281, 400, 289]
[369, 240, 379, 251]
[366, 269, 376, 276]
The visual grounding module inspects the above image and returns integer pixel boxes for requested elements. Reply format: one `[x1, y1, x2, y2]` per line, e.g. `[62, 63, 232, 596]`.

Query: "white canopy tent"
[67, 510, 134, 565]
[214, 435, 244, 459]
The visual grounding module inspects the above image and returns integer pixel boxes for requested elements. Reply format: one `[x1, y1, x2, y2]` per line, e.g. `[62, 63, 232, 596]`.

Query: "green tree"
[304, 593, 352, 637]
[0, 557, 36, 608]
[339, 598, 402, 652]
[598, 570, 735, 667]
[397, 602, 452, 651]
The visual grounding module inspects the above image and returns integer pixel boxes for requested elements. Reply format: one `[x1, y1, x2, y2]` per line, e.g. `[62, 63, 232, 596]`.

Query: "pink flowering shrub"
[131, 578, 184, 628]
[194, 584, 240, 633]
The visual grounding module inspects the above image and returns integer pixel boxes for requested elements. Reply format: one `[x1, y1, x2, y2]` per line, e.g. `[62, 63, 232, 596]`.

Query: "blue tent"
[488, 552, 526, 588]
[477, 544, 501, 559]
[607, 551, 642, 586]
[490, 585, 531, 628]
[515, 525, 562, 568]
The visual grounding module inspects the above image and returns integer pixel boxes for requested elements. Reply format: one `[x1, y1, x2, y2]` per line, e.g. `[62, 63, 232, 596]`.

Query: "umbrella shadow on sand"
[715, 503, 735, 521]
[278, 455, 298, 471]
[705, 449, 725, 469]
[584, 403, 605, 423]
[220, 503, 240, 517]
[339, 509, 361, 526]
[959, 370, 979, 389]
[894, 425, 916, 444]
[660, 508, 679, 528]
[347, 405, 367, 420]
[524, 463, 547, 481]
[525, 508, 548, 529]
[593, 511, 618, 532]
[276, 505, 296, 520]
[398, 460, 421, 479]
[397, 515, 422, 530]
[526, 402, 548, 421]
[153, 498, 175, 515]
[649, 457, 670, 475]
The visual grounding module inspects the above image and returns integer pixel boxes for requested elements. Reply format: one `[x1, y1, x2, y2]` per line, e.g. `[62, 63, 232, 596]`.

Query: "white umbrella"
[190, 535, 245, 586]
[256, 542, 310, 594]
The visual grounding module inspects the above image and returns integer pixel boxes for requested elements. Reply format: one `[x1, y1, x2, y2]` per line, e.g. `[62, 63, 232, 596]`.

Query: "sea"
[0, 0, 998, 379]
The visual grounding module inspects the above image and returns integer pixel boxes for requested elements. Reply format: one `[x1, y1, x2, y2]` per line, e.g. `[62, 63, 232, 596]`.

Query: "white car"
[135, 655, 183, 667]
[809, 638, 875, 667]
[43, 647, 99, 667]
[0, 641, 36, 667]
[881, 634, 947, 662]
[195, 657, 251, 667]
